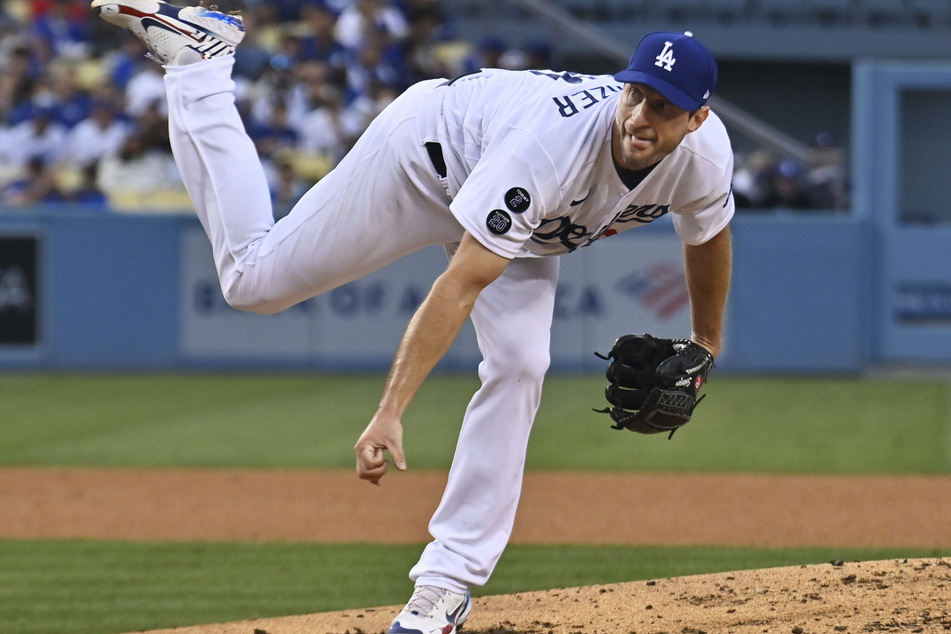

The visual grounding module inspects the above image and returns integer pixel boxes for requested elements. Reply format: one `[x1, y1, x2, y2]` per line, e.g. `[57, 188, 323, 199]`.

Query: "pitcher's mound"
[130, 557, 950, 634]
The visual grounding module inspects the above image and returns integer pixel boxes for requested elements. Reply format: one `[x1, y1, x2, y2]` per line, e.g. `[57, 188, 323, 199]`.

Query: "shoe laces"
[406, 586, 451, 616]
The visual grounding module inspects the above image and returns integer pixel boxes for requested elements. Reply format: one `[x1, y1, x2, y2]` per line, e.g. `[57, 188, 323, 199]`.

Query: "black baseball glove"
[593, 333, 714, 438]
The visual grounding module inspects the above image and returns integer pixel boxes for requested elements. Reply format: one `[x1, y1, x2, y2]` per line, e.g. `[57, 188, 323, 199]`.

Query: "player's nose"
[629, 102, 650, 126]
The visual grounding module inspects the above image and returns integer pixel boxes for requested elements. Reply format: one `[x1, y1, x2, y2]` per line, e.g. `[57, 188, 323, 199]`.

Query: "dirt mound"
[130, 558, 951, 634]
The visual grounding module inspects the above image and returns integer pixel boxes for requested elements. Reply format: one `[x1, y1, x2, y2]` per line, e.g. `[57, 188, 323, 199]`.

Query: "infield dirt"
[1, 468, 948, 633]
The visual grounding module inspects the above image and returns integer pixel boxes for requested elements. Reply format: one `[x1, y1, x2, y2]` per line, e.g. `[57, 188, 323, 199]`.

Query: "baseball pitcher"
[92, 2, 733, 632]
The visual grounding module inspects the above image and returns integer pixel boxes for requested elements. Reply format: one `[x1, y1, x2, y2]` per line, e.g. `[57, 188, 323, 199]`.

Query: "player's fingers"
[359, 464, 387, 485]
[355, 443, 387, 484]
[389, 441, 407, 472]
[375, 420, 407, 472]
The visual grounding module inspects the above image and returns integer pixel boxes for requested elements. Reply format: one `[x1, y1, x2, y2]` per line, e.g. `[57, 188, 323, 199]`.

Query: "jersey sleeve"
[671, 113, 736, 245]
[448, 128, 563, 259]
[672, 182, 735, 245]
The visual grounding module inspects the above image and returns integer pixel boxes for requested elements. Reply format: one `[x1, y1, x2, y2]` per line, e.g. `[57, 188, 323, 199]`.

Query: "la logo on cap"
[654, 41, 676, 71]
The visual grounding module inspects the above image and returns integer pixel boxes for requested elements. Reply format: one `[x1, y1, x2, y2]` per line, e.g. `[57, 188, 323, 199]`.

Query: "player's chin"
[618, 143, 657, 171]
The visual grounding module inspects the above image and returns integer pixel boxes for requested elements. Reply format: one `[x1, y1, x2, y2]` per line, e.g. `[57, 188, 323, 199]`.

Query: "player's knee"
[487, 345, 550, 385]
[221, 285, 285, 315]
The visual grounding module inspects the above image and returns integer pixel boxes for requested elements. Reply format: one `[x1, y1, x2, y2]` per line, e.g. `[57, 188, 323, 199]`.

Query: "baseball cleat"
[387, 585, 472, 634]
[91, 0, 244, 65]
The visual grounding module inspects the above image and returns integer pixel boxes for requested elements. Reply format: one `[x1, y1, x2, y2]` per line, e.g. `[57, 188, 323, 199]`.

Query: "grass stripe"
[0, 540, 942, 634]
[1, 373, 949, 473]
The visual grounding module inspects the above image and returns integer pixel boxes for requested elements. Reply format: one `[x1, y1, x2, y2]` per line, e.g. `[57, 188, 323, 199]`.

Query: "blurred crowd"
[0, 0, 846, 214]
[732, 132, 849, 211]
[0, 0, 556, 214]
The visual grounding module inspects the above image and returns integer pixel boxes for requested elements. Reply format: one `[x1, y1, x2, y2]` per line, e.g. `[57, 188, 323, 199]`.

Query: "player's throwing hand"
[354, 414, 407, 484]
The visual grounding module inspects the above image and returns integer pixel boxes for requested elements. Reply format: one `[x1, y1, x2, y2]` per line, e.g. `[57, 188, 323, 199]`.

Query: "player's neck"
[613, 155, 657, 190]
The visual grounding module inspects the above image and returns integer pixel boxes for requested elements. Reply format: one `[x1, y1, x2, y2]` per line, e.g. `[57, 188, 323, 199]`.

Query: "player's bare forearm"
[353, 279, 475, 483]
[683, 225, 732, 358]
[376, 276, 482, 418]
[376, 234, 509, 418]
[354, 233, 510, 483]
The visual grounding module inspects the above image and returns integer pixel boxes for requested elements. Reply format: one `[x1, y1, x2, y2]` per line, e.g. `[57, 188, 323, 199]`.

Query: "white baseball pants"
[163, 57, 559, 592]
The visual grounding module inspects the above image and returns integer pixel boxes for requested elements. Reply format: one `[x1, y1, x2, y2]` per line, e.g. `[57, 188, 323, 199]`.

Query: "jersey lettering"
[615, 203, 670, 224]
[529, 201, 671, 253]
[550, 83, 621, 118]
[529, 70, 590, 84]
[584, 221, 616, 246]
[574, 89, 600, 110]
[530, 216, 592, 252]
[552, 96, 579, 118]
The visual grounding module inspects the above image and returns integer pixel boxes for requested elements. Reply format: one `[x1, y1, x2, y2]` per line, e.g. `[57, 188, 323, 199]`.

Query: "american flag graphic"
[616, 264, 689, 320]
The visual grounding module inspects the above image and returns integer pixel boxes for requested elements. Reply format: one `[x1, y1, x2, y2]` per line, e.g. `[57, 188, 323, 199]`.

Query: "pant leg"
[164, 58, 463, 314]
[164, 57, 273, 302]
[410, 254, 560, 593]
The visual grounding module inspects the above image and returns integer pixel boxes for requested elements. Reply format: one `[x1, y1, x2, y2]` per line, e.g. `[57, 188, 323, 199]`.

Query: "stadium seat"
[107, 189, 193, 213]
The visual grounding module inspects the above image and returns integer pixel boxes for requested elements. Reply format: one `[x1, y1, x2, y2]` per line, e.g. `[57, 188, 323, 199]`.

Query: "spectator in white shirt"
[3, 104, 67, 170]
[60, 99, 132, 168]
[334, 0, 408, 50]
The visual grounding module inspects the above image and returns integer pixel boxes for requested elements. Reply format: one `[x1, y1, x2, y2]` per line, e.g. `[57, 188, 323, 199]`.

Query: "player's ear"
[686, 106, 710, 133]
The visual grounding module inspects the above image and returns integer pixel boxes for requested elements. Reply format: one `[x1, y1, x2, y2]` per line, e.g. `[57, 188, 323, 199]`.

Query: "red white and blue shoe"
[91, 0, 244, 65]
[388, 585, 472, 634]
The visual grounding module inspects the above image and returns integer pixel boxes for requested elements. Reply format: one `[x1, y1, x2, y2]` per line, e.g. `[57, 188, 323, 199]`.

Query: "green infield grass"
[0, 373, 948, 473]
[0, 540, 941, 634]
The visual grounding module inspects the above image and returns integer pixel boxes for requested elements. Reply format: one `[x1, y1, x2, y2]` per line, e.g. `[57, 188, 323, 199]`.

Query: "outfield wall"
[0, 210, 868, 373]
[4, 60, 950, 374]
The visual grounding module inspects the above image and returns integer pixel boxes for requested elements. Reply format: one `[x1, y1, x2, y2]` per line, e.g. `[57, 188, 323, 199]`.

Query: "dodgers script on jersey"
[429, 68, 734, 258]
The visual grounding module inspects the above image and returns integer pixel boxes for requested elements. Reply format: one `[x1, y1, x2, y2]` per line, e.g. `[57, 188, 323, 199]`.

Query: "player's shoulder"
[463, 67, 619, 100]
[473, 66, 613, 83]
[677, 110, 734, 174]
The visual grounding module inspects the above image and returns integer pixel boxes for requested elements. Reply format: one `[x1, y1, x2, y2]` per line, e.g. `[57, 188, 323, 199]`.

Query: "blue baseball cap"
[614, 31, 717, 111]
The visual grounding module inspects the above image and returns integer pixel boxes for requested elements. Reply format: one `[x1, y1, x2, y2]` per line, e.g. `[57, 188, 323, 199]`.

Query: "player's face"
[613, 83, 709, 171]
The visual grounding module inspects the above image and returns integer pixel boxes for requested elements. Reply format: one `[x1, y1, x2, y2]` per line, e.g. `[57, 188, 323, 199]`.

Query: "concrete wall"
[0, 210, 870, 373]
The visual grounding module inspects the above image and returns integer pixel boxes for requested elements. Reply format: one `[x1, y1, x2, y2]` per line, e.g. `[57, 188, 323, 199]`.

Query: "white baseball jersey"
[432, 68, 734, 259]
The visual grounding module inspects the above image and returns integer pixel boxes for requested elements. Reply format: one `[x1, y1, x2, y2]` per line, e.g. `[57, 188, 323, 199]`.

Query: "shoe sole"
[457, 593, 472, 631]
